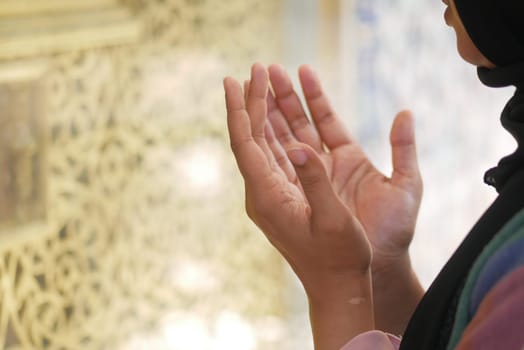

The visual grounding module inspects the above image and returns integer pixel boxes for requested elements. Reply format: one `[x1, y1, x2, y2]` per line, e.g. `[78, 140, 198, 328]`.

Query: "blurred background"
[0, 0, 516, 349]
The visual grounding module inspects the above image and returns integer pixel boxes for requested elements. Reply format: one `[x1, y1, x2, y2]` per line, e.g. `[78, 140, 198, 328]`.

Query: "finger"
[267, 90, 298, 147]
[286, 144, 347, 227]
[269, 64, 323, 151]
[389, 110, 422, 185]
[298, 64, 354, 149]
[267, 90, 302, 181]
[246, 64, 285, 175]
[244, 80, 250, 105]
[247, 63, 269, 140]
[265, 121, 298, 183]
[266, 86, 278, 115]
[224, 76, 272, 183]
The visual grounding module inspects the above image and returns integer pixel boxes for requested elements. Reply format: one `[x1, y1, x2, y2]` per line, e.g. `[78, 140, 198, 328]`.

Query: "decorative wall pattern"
[0, 1, 288, 349]
[0, 79, 46, 228]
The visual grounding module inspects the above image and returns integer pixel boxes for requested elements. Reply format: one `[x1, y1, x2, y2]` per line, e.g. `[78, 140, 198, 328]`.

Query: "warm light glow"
[170, 260, 219, 293]
[175, 141, 224, 197]
[152, 311, 257, 350]
[182, 152, 220, 191]
[213, 311, 257, 350]
[162, 314, 210, 350]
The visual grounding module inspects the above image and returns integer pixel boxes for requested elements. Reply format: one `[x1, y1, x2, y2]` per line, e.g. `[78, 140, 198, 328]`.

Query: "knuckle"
[299, 173, 322, 192]
[275, 131, 294, 146]
[316, 111, 335, 125]
[229, 137, 252, 153]
[289, 116, 310, 131]
[415, 175, 423, 191]
[274, 153, 288, 167]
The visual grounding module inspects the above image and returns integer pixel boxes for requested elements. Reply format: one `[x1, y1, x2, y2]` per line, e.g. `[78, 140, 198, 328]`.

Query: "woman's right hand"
[264, 64, 425, 334]
[265, 63, 423, 275]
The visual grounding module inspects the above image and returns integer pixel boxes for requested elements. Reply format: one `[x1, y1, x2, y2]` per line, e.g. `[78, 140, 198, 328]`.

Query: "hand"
[266, 64, 423, 275]
[224, 63, 374, 349]
[265, 64, 424, 334]
[225, 62, 372, 294]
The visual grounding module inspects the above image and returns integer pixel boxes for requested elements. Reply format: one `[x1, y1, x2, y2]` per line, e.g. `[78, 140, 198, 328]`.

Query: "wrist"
[303, 268, 372, 304]
[372, 251, 413, 279]
[307, 270, 375, 350]
[371, 252, 424, 334]
[372, 251, 422, 294]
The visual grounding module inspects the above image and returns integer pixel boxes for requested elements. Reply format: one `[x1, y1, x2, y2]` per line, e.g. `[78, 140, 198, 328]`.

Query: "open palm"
[265, 64, 423, 273]
[225, 64, 373, 296]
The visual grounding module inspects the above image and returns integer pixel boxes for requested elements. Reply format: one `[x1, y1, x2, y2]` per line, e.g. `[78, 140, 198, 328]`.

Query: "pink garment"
[339, 331, 400, 350]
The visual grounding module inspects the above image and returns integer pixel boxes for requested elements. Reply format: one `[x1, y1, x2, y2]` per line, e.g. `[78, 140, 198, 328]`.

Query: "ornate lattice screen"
[0, 0, 287, 349]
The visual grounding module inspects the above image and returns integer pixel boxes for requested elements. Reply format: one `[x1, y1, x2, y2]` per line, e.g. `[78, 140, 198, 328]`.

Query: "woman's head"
[444, 0, 495, 68]
[445, 0, 524, 68]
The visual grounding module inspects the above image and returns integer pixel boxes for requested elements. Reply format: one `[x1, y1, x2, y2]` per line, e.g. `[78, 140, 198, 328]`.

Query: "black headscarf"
[454, 0, 524, 67]
[480, 63, 524, 192]
[453, 0, 524, 192]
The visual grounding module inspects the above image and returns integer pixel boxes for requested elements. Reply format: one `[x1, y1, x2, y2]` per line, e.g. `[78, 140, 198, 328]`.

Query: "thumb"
[390, 110, 421, 185]
[286, 144, 344, 223]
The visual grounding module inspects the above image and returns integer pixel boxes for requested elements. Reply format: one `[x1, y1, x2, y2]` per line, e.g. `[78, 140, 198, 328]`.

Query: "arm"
[266, 63, 424, 334]
[308, 272, 374, 350]
[224, 63, 374, 349]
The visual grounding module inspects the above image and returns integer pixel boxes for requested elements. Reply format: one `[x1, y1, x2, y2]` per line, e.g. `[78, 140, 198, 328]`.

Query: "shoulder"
[454, 265, 524, 349]
[469, 230, 524, 314]
[449, 208, 524, 349]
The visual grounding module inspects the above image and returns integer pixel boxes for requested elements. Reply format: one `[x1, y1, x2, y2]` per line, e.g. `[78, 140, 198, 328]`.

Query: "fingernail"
[287, 148, 308, 166]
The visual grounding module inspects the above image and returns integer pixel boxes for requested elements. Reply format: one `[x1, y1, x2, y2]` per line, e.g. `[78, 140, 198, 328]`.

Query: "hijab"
[455, 0, 524, 192]
[400, 2, 524, 349]
[454, 0, 524, 67]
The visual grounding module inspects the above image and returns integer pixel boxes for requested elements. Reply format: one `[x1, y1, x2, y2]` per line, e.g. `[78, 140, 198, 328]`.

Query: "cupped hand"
[224, 63, 373, 298]
[265, 64, 423, 275]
